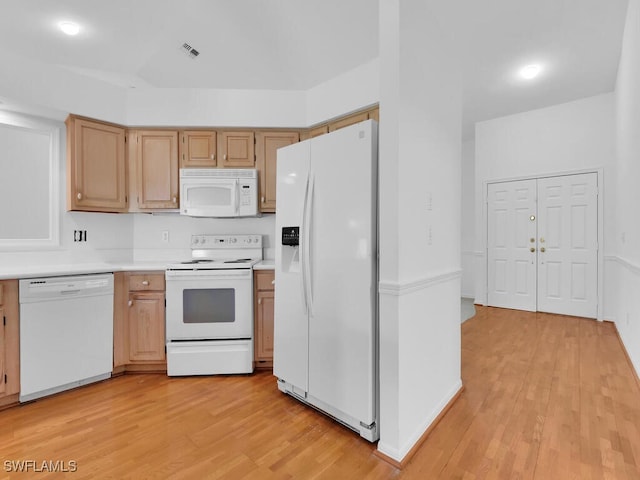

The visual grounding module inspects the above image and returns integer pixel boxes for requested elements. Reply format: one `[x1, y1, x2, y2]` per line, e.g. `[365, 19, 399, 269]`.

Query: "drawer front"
[129, 274, 165, 291]
[255, 271, 275, 291]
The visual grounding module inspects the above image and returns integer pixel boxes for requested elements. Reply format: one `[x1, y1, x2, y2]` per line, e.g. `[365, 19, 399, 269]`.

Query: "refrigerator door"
[307, 120, 378, 425]
[274, 140, 311, 393]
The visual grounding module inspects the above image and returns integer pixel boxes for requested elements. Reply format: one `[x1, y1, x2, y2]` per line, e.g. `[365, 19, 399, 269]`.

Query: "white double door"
[487, 173, 598, 318]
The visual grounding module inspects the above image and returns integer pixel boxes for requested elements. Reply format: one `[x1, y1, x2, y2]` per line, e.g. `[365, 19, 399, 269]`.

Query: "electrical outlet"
[161, 230, 170, 243]
[73, 230, 87, 242]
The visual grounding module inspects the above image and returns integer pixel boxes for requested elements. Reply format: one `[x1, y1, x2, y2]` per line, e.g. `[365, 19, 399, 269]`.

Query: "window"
[0, 112, 60, 248]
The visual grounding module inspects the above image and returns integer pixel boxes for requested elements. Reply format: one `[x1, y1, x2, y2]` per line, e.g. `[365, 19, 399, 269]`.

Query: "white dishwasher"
[19, 273, 114, 402]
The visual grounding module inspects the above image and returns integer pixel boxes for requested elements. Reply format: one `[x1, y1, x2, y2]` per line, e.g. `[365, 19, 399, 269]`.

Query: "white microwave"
[179, 168, 259, 217]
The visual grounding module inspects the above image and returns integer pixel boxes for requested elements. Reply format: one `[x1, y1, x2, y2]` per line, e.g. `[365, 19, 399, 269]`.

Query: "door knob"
[530, 247, 536, 253]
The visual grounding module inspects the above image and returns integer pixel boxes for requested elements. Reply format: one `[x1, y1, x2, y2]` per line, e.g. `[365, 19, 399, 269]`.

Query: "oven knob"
[230, 238, 237, 244]
[193, 238, 199, 244]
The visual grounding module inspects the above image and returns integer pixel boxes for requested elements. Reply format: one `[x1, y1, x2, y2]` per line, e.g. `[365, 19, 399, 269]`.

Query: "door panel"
[487, 173, 598, 318]
[273, 141, 311, 393]
[487, 180, 537, 311]
[537, 173, 597, 317]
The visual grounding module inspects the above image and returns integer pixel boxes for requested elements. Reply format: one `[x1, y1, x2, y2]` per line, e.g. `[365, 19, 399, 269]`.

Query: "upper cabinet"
[180, 130, 217, 168]
[65, 106, 377, 214]
[219, 131, 255, 168]
[255, 131, 300, 213]
[66, 115, 127, 212]
[328, 111, 370, 132]
[129, 130, 179, 210]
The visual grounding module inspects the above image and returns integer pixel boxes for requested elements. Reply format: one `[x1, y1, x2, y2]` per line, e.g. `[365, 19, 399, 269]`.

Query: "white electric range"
[165, 234, 262, 376]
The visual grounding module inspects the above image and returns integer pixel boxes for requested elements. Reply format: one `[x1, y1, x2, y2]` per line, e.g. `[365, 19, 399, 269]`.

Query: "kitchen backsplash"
[132, 213, 276, 263]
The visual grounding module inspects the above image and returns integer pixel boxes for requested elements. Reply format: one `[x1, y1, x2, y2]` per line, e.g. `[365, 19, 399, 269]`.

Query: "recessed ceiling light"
[59, 21, 80, 36]
[519, 64, 542, 80]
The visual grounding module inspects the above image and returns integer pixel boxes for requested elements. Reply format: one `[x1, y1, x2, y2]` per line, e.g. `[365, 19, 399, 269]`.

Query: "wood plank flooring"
[1, 307, 639, 479]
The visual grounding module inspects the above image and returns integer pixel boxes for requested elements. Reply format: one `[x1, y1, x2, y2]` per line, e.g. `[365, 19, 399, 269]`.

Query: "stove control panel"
[191, 234, 262, 248]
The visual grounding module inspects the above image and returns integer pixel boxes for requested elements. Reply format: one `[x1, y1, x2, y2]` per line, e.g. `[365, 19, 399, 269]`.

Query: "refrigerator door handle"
[300, 173, 311, 315]
[305, 174, 315, 315]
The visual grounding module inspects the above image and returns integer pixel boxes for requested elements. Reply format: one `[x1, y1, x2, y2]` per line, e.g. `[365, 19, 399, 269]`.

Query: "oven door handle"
[165, 270, 252, 280]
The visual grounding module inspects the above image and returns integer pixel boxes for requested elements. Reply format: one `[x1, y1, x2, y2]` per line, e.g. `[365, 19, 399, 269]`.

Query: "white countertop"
[0, 260, 274, 280]
[254, 260, 275, 270]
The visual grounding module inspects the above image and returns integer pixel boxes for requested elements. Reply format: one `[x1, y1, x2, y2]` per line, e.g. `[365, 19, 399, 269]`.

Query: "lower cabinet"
[114, 272, 166, 373]
[0, 280, 20, 408]
[254, 270, 275, 369]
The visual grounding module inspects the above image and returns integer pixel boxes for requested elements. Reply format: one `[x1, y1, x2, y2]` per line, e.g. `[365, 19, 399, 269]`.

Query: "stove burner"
[223, 258, 252, 264]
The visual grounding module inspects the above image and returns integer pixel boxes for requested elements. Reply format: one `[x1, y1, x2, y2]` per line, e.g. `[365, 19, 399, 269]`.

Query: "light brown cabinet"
[219, 131, 255, 168]
[255, 131, 299, 213]
[254, 270, 275, 368]
[113, 272, 166, 373]
[129, 130, 180, 210]
[180, 130, 217, 168]
[328, 111, 370, 132]
[66, 115, 127, 212]
[0, 280, 20, 408]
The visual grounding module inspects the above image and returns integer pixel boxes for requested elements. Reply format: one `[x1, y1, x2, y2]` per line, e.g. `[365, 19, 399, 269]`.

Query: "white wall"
[378, 0, 462, 462]
[461, 139, 475, 299]
[0, 46, 127, 123]
[474, 93, 616, 319]
[125, 88, 307, 128]
[0, 113, 133, 268]
[305, 58, 380, 126]
[613, 0, 640, 375]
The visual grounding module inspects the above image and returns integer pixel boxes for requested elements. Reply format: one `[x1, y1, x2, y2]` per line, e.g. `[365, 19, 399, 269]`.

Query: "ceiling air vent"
[181, 43, 200, 59]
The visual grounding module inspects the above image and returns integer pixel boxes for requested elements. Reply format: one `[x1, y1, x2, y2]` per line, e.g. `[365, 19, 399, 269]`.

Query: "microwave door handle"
[231, 179, 239, 214]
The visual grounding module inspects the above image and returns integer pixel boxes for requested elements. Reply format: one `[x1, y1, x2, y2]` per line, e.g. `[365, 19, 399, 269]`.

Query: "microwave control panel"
[282, 227, 299, 246]
[240, 183, 253, 206]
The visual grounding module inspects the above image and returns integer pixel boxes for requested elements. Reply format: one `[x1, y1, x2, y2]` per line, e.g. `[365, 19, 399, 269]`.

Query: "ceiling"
[0, 0, 630, 137]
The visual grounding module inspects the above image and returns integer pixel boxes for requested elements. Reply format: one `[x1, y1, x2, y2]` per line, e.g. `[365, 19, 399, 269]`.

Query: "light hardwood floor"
[1, 307, 639, 479]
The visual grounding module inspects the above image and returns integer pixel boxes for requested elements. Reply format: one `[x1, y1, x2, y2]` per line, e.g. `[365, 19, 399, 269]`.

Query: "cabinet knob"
[223, 154, 227, 161]
[128, 299, 133, 307]
[530, 247, 536, 253]
[258, 298, 262, 305]
[142, 280, 149, 286]
[172, 196, 177, 203]
[77, 192, 82, 200]
[211, 154, 215, 160]
[261, 196, 265, 203]
[540, 247, 546, 253]
[271, 280, 275, 285]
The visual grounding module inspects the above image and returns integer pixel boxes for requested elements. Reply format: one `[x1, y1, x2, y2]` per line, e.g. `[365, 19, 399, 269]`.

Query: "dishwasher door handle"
[60, 289, 82, 296]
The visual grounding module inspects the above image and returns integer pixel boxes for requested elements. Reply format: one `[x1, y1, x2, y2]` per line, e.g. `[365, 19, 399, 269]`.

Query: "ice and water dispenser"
[280, 226, 300, 272]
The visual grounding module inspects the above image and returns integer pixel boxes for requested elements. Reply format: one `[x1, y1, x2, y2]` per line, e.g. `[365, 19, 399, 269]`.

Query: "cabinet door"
[0, 281, 19, 398]
[180, 131, 217, 168]
[0, 304, 5, 396]
[254, 271, 275, 365]
[136, 131, 179, 209]
[66, 116, 127, 212]
[219, 131, 255, 168]
[128, 292, 166, 362]
[256, 131, 299, 213]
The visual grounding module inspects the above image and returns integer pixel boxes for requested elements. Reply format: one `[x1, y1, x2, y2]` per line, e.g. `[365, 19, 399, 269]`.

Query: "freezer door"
[307, 120, 378, 425]
[274, 140, 311, 393]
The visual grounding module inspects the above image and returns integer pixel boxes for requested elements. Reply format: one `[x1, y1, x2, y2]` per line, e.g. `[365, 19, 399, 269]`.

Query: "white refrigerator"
[274, 119, 378, 441]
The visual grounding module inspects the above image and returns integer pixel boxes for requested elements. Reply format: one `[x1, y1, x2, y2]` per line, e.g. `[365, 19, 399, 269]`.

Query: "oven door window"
[183, 288, 235, 324]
